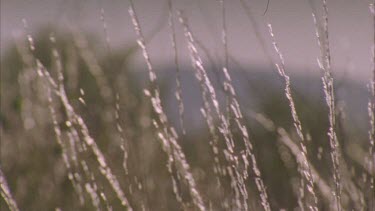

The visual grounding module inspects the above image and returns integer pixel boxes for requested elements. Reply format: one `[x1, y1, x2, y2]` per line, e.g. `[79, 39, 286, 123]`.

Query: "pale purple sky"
[1, 0, 373, 82]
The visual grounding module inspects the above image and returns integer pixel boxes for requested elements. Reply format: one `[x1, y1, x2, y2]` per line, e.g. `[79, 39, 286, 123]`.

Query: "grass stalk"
[267, 23, 318, 210]
[0, 167, 20, 211]
[310, 1, 342, 209]
[128, 2, 206, 210]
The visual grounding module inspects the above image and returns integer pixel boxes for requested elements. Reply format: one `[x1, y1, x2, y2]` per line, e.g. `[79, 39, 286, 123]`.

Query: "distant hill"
[134, 65, 370, 135]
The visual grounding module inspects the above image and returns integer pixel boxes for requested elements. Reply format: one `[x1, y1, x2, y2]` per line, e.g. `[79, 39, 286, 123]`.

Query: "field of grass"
[1, 0, 374, 210]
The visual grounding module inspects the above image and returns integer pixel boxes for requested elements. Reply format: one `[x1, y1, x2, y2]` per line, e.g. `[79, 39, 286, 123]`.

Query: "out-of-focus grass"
[0, 22, 373, 211]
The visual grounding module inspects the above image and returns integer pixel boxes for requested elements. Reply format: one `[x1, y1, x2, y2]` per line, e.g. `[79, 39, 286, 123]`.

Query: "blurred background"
[1, 0, 374, 210]
[2, 0, 374, 81]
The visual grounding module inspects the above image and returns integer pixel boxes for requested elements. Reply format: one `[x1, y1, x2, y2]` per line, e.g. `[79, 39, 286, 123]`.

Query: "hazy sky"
[1, 0, 373, 82]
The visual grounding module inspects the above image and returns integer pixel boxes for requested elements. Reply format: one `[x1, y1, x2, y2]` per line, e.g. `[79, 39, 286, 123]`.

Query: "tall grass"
[1, 1, 374, 211]
[267, 23, 317, 210]
[0, 168, 19, 211]
[128, 1, 205, 210]
[311, 1, 342, 209]
[368, 1, 375, 210]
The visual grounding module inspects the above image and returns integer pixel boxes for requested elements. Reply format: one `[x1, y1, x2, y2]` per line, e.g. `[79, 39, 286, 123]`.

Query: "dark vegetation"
[1, 1, 374, 210]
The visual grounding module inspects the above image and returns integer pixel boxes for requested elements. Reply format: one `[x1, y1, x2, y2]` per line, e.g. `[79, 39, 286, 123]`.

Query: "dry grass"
[1, 1, 374, 210]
